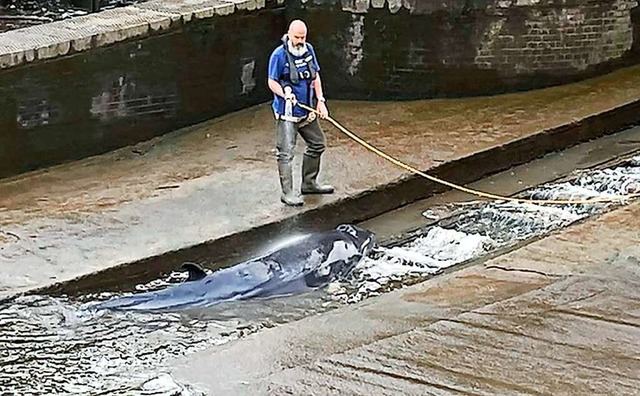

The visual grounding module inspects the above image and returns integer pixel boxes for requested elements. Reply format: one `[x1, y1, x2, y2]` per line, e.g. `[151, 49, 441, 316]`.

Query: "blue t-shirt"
[268, 43, 320, 118]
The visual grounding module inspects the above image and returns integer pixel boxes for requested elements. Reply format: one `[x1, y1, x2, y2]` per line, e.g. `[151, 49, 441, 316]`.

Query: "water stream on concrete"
[0, 156, 638, 395]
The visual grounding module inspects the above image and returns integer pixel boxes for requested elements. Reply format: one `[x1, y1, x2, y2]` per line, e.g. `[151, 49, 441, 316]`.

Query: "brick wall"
[291, 0, 640, 99]
[476, 0, 636, 73]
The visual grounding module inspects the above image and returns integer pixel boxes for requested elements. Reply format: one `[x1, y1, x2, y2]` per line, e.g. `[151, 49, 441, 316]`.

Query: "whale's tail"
[86, 292, 158, 312]
[85, 262, 208, 312]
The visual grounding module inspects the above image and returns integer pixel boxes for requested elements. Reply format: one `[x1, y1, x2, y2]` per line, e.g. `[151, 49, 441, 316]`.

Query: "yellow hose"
[299, 103, 640, 205]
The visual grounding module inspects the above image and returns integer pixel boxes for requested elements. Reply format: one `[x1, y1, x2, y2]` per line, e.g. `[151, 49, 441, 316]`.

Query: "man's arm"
[313, 73, 329, 118]
[313, 74, 325, 101]
[268, 78, 286, 98]
[269, 78, 298, 106]
[268, 49, 290, 100]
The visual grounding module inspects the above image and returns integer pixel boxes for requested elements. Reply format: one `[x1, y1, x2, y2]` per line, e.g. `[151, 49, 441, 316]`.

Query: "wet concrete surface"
[169, 200, 640, 395]
[2, 66, 640, 299]
[1, 150, 638, 393]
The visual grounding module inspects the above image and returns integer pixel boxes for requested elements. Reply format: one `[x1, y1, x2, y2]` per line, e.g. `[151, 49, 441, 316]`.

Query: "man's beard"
[287, 40, 307, 56]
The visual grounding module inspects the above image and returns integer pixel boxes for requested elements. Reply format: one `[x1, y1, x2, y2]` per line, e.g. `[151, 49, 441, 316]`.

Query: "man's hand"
[284, 88, 297, 106]
[316, 101, 329, 119]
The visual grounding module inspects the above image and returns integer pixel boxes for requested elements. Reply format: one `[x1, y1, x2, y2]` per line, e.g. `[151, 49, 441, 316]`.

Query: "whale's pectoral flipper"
[303, 256, 359, 288]
[304, 270, 329, 288]
[181, 262, 208, 282]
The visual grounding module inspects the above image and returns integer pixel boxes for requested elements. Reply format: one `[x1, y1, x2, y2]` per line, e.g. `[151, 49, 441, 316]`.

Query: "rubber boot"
[301, 155, 334, 194]
[278, 162, 304, 206]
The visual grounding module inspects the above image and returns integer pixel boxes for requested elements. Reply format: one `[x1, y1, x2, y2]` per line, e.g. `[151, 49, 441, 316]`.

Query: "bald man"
[268, 20, 334, 206]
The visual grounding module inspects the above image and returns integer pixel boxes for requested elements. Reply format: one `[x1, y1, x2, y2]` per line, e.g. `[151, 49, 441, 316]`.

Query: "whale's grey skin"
[88, 224, 375, 312]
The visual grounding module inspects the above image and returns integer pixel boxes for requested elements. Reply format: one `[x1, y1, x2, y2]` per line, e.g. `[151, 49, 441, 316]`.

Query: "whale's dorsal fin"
[181, 262, 208, 282]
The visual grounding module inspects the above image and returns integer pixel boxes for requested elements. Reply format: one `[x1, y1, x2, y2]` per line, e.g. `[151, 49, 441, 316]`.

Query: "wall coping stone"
[0, 0, 281, 70]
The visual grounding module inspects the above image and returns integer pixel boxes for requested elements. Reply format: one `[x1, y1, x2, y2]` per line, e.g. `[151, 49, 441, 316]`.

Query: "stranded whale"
[88, 224, 375, 312]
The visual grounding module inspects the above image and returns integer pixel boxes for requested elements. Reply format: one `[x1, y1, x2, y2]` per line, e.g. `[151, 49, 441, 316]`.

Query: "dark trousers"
[275, 118, 326, 164]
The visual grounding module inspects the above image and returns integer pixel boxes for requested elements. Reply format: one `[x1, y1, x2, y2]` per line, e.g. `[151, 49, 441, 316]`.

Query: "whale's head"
[336, 224, 376, 257]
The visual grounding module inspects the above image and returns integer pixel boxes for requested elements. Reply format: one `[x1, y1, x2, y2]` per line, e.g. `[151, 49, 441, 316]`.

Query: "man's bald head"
[288, 19, 308, 48]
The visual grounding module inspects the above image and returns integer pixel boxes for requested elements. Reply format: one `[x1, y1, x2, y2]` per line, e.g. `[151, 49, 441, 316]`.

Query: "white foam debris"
[407, 227, 493, 266]
[381, 247, 440, 268]
[630, 156, 640, 166]
[325, 282, 344, 294]
[140, 373, 205, 395]
[530, 183, 617, 200]
[477, 201, 583, 234]
[62, 384, 94, 394]
[422, 209, 440, 220]
[335, 228, 493, 304]
[506, 202, 579, 217]
[356, 256, 434, 280]
[525, 165, 640, 202]
[354, 227, 494, 282]
[361, 281, 382, 292]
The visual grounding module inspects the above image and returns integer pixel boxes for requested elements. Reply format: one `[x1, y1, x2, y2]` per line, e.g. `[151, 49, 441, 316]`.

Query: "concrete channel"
[7, 89, 640, 299]
[1, 125, 638, 394]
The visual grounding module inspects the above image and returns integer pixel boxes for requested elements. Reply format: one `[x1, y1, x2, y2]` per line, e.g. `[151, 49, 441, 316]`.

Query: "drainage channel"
[1, 148, 639, 394]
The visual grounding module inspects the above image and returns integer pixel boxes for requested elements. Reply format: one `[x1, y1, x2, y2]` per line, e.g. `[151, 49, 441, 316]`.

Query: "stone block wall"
[0, 4, 285, 178]
[289, 0, 640, 99]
